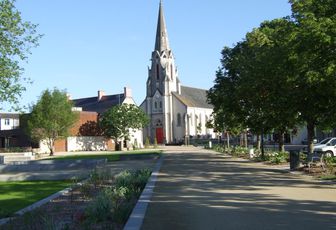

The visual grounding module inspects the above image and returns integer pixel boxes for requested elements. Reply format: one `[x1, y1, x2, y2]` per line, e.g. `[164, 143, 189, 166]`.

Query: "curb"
[123, 155, 164, 230]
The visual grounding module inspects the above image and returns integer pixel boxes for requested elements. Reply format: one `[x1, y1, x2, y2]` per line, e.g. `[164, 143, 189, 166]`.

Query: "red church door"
[156, 128, 164, 144]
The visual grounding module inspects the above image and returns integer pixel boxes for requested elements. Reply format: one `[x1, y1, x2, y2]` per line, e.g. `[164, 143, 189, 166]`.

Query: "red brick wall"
[70, 111, 99, 136]
[54, 139, 66, 152]
[53, 111, 117, 152]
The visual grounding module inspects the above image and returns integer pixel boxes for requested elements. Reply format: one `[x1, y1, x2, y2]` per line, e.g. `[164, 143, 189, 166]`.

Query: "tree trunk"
[48, 138, 54, 156]
[307, 122, 315, 156]
[244, 131, 248, 148]
[261, 130, 265, 160]
[114, 138, 120, 151]
[278, 131, 285, 152]
[256, 135, 261, 151]
[226, 132, 230, 149]
[49, 147, 54, 156]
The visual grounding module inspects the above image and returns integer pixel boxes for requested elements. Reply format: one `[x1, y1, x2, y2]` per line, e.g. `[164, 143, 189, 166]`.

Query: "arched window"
[171, 64, 173, 79]
[154, 101, 158, 109]
[156, 64, 160, 80]
[159, 101, 162, 109]
[177, 113, 181, 127]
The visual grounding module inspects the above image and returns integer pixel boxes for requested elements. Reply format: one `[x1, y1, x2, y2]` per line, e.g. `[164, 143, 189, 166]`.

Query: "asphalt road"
[142, 147, 336, 230]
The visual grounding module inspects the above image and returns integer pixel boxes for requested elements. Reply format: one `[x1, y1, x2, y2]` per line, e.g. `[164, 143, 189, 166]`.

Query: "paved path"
[142, 147, 336, 230]
[0, 158, 158, 181]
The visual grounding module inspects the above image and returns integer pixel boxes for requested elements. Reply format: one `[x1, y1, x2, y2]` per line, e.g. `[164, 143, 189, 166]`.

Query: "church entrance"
[156, 128, 164, 144]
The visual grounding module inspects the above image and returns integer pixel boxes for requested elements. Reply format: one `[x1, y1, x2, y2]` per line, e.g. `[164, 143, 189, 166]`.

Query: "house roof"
[0, 113, 20, 119]
[72, 94, 124, 114]
[173, 86, 213, 109]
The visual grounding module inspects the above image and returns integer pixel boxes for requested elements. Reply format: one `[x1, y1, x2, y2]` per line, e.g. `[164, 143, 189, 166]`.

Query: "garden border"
[124, 155, 164, 230]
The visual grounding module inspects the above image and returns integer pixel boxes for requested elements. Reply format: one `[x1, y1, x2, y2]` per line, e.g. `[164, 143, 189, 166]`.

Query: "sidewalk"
[141, 147, 336, 230]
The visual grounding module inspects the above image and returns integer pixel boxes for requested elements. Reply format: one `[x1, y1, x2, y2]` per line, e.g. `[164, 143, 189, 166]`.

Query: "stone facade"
[141, 1, 215, 144]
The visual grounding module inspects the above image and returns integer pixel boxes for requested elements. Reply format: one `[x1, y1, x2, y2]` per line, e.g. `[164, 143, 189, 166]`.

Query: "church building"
[140, 1, 215, 144]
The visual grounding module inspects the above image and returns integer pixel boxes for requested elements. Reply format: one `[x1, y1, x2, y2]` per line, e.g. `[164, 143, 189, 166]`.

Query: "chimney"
[124, 87, 132, 98]
[98, 90, 105, 102]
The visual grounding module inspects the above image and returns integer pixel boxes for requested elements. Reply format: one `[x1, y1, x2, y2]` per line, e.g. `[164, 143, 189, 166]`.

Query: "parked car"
[313, 137, 336, 157]
[301, 138, 318, 145]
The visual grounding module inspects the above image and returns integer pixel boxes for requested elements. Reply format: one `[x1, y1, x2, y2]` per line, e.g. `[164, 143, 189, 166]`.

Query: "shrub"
[213, 144, 225, 153]
[324, 156, 336, 175]
[80, 182, 92, 200]
[114, 169, 151, 198]
[83, 169, 151, 226]
[232, 146, 248, 157]
[133, 139, 139, 150]
[145, 137, 150, 149]
[110, 186, 133, 224]
[270, 152, 288, 164]
[85, 188, 114, 223]
[154, 138, 158, 148]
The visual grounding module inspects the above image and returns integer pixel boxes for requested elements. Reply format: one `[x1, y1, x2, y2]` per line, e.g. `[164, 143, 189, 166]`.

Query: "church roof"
[154, 0, 170, 52]
[173, 86, 213, 109]
[72, 94, 124, 114]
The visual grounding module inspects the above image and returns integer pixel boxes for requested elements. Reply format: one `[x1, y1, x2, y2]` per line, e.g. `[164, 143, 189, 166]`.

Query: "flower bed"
[2, 168, 151, 229]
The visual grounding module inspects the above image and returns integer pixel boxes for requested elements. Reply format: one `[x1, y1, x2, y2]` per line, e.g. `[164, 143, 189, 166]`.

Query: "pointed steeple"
[155, 0, 170, 52]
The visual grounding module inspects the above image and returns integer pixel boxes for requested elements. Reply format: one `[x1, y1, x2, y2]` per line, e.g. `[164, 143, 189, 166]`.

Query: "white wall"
[0, 118, 20, 130]
[186, 107, 215, 138]
[37, 136, 112, 153]
[172, 96, 187, 142]
[291, 126, 307, 145]
[129, 129, 144, 149]
[67, 136, 109, 151]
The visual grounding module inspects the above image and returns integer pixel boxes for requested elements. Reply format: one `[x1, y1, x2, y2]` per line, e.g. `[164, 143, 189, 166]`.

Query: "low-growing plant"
[21, 209, 57, 230]
[324, 156, 336, 175]
[80, 182, 92, 200]
[85, 188, 114, 223]
[114, 169, 151, 198]
[231, 146, 248, 157]
[270, 152, 289, 164]
[213, 144, 225, 153]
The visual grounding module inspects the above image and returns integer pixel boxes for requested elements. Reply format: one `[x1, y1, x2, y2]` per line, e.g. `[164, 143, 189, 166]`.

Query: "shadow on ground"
[142, 151, 336, 230]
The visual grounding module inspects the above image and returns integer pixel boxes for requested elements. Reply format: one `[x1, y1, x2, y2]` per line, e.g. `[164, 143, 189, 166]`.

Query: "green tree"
[27, 89, 78, 155]
[289, 0, 336, 154]
[209, 18, 300, 155]
[99, 104, 149, 151]
[0, 0, 41, 110]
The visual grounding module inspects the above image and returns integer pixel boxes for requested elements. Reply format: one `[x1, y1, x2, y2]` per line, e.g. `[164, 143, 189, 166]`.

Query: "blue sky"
[8, 0, 291, 111]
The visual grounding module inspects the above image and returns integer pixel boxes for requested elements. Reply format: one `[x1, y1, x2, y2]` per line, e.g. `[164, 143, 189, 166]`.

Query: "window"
[331, 139, 336, 146]
[4, 119, 10, 125]
[177, 113, 181, 127]
[154, 102, 158, 109]
[159, 101, 162, 109]
[171, 64, 173, 79]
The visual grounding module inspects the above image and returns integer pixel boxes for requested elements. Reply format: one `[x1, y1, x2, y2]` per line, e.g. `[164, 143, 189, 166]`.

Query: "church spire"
[154, 0, 170, 52]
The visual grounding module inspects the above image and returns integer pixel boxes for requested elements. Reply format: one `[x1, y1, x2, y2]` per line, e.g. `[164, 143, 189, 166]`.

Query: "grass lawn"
[0, 180, 72, 218]
[319, 174, 336, 181]
[47, 150, 162, 162]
